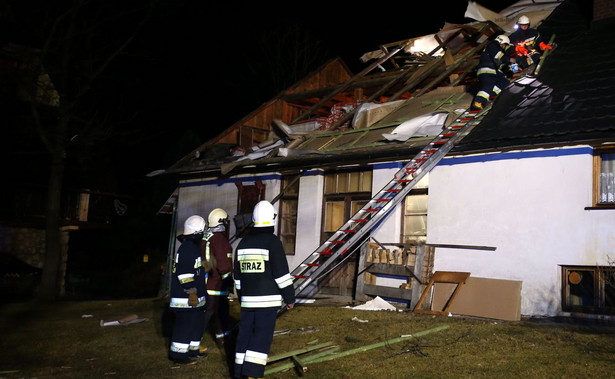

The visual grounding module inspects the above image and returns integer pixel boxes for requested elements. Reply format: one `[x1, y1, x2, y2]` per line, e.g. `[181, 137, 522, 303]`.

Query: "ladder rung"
[294, 275, 307, 279]
[375, 199, 390, 202]
[331, 240, 345, 244]
[385, 189, 400, 193]
[354, 218, 368, 222]
[365, 208, 380, 212]
[306, 263, 319, 267]
[342, 229, 356, 233]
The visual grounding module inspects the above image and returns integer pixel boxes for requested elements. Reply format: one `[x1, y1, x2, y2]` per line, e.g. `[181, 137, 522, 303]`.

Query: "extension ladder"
[291, 103, 493, 299]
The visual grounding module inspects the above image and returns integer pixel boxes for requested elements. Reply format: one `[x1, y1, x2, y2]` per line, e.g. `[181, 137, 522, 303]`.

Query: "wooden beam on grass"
[265, 325, 449, 374]
[267, 341, 335, 364]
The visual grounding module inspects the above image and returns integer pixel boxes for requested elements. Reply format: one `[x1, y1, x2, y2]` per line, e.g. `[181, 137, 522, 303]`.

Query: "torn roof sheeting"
[466, 0, 564, 33]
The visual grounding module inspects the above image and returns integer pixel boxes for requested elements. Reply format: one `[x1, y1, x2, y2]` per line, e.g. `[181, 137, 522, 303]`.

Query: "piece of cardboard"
[432, 277, 522, 321]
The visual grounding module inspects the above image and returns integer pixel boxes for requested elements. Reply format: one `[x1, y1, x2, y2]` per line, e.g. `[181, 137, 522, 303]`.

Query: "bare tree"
[7, 0, 156, 300]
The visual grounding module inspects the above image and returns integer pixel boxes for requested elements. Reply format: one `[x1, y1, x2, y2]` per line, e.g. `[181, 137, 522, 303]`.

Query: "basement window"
[561, 265, 615, 315]
[593, 147, 615, 207]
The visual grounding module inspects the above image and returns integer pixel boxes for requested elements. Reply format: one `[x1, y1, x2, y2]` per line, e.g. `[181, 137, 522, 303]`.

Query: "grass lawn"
[1, 297, 615, 378]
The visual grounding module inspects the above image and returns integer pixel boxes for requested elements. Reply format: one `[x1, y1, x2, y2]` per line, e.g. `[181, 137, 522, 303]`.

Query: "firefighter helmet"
[495, 34, 510, 45]
[252, 200, 276, 227]
[183, 215, 206, 235]
[517, 15, 530, 26]
[208, 208, 228, 227]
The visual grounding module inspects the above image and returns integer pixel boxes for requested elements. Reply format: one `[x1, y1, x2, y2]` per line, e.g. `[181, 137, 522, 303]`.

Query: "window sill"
[585, 205, 615, 210]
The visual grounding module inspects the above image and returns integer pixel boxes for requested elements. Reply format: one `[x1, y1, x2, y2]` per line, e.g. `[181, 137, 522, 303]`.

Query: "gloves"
[515, 44, 529, 55]
[185, 287, 198, 306]
[539, 42, 553, 50]
[188, 293, 198, 306]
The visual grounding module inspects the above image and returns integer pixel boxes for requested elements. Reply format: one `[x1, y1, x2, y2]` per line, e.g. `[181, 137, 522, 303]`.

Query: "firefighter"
[470, 34, 516, 112]
[168, 215, 208, 365]
[509, 15, 553, 69]
[201, 208, 234, 348]
[233, 200, 295, 379]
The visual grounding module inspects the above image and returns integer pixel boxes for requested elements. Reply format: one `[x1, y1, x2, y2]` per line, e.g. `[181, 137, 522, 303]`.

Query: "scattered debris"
[273, 329, 291, 336]
[81, 314, 93, 318]
[351, 316, 369, 323]
[100, 314, 148, 327]
[347, 296, 397, 311]
[297, 326, 319, 334]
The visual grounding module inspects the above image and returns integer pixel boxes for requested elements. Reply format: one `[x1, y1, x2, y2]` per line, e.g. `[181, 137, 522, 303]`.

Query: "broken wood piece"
[291, 355, 308, 373]
[265, 346, 340, 375]
[266, 325, 449, 375]
[267, 341, 334, 364]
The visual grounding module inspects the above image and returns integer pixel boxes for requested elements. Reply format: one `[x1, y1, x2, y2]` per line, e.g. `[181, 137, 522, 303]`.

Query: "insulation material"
[382, 112, 448, 141]
[352, 100, 405, 129]
[372, 87, 473, 129]
[349, 296, 397, 311]
[432, 277, 522, 321]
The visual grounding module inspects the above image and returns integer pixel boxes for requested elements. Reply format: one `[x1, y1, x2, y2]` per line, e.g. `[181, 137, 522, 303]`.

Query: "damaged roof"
[456, 0, 615, 153]
[164, 0, 608, 178]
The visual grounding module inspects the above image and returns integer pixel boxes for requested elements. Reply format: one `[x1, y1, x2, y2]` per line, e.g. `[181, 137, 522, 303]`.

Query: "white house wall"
[427, 145, 615, 317]
[370, 163, 404, 244]
[287, 170, 324, 270]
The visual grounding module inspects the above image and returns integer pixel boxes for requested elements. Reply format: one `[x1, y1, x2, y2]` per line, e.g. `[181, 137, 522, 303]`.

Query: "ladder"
[291, 103, 493, 299]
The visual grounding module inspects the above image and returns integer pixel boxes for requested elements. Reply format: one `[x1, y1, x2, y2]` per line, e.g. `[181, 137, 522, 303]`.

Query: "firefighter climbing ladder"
[291, 103, 493, 299]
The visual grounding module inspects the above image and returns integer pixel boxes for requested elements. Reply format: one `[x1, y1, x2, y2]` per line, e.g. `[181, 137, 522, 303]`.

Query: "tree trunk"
[38, 126, 67, 301]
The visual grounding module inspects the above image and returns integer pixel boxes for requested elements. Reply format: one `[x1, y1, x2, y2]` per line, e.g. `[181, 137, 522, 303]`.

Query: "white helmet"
[252, 200, 276, 227]
[183, 215, 205, 235]
[208, 208, 228, 227]
[517, 15, 530, 26]
[495, 34, 510, 45]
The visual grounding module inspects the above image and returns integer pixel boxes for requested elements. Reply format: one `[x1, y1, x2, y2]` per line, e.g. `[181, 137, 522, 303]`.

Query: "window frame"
[401, 188, 428, 244]
[321, 169, 372, 244]
[591, 145, 615, 209]
[279, 175, 300, 255]
[561, 265, 615, 315]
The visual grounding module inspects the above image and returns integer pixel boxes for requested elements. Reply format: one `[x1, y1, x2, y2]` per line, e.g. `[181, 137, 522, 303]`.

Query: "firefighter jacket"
[477, 40, 515, 75]
[169, 235, 207, 310]
[201, 226, 233, 296]
[509, 27, 546, 52]
[233, 227, 295, 310]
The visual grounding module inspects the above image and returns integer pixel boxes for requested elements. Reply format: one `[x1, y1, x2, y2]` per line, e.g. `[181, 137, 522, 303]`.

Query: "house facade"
[162, 0, 615, 318]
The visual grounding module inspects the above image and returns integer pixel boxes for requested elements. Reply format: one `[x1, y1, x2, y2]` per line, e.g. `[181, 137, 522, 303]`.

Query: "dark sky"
[2, 0, 520, 191]
[134, 1, 520, 172]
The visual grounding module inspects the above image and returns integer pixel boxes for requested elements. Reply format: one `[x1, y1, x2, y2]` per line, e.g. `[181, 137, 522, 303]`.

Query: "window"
[234, 180, 265, 230]
[402, 189, 428, 244]
[322, 170, 372, 243]
[561, 265, 615, 315]
[279, 175, 300, 255]
[593, 147, 615, 207]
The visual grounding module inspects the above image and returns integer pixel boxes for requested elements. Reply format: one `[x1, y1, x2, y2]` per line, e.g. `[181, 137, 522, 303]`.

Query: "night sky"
[134, 1, 518, 171]
[2, 0, 519, 193]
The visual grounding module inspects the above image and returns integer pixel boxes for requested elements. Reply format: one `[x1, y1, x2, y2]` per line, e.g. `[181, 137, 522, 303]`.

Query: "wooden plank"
[267, 341, 335, 363]
[367, 263, 414, 277]
[413, 271, 470, 315]
[362, 284, 413, 301]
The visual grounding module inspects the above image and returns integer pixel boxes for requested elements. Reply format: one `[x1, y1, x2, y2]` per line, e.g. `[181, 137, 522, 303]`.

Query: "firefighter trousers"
[169, 308, 206, 361]
[234, 309, 277, 378]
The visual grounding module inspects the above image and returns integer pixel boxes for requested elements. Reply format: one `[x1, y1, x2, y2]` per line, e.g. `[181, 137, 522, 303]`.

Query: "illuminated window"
[593, 147, 615, 206]
[322, 170, 372, 243]
[403, 189, 428, 244]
